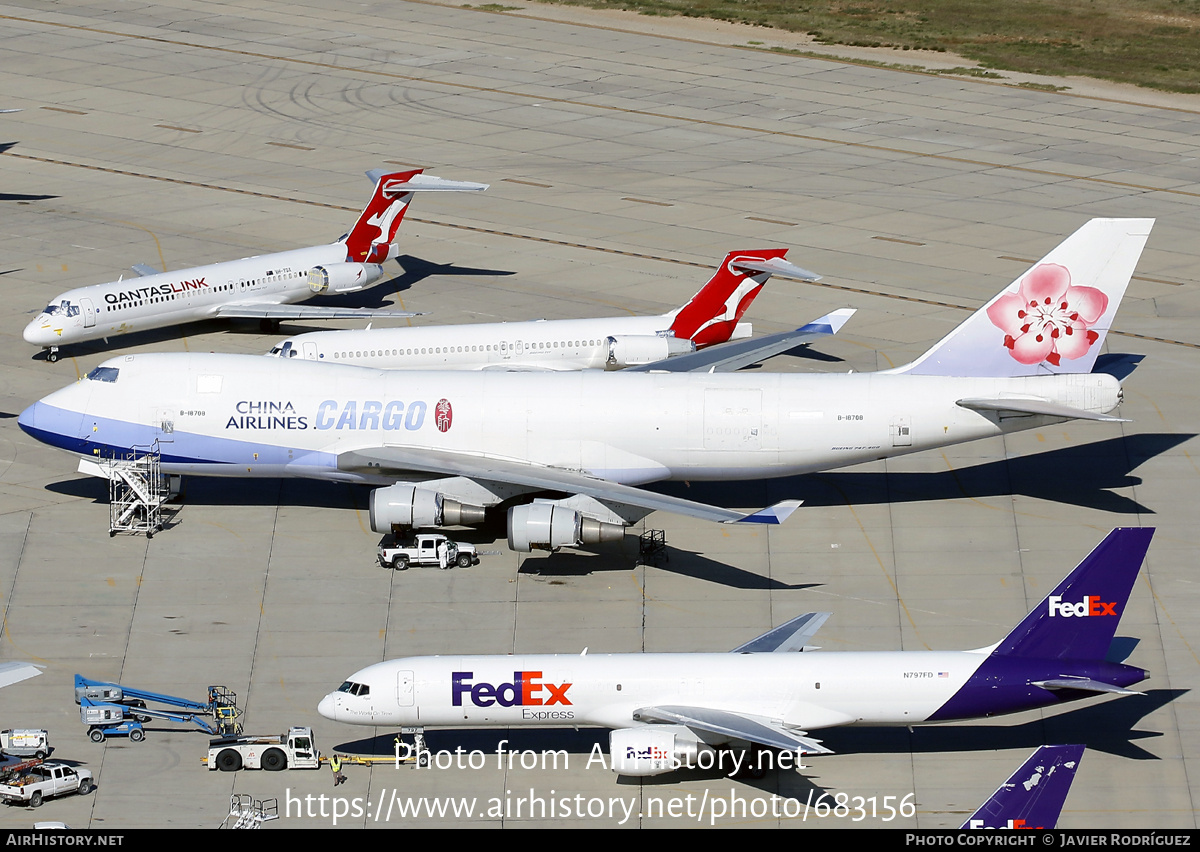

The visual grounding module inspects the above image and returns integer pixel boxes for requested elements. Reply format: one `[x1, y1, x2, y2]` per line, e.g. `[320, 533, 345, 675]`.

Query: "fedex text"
[451, 671, 572, 709]
[1048, 595, 1118, 617]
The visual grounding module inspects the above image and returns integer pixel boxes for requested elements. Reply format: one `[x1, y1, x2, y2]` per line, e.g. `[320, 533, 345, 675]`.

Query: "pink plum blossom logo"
[986, 263, 1108, 367]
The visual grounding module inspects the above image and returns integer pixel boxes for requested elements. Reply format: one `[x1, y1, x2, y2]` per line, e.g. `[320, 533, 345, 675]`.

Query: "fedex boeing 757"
[318, 529, 1150, 778]
[264, 250, 835, 371]
[18, 219, 1151, 549]
[22, 168, 487, 361]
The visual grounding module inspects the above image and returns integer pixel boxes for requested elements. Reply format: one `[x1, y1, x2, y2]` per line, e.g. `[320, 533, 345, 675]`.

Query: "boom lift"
[74, 675, 241, 742]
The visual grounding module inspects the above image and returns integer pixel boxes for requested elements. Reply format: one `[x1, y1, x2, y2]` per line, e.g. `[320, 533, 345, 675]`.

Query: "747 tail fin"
[896, 219, 1153, 377]
[344, 168, 488, 265]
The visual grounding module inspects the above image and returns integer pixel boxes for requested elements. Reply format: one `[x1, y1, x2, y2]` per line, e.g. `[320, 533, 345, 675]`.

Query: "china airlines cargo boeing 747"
[318, 530, 1149, 779]
[18, 219, 1151, 550]
[23, 168, 486, 361]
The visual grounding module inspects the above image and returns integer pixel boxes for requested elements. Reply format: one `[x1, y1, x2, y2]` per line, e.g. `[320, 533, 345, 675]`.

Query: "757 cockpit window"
[337, 681, 370, 697]
[85, 367, 119, 383]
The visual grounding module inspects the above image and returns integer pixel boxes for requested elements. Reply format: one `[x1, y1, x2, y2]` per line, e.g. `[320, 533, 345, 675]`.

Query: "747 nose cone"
[17, 401, 41, 437]
[317, 693, 339, 721]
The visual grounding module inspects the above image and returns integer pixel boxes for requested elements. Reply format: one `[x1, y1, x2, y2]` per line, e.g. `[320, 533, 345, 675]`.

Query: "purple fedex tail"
[963, 745, 1084, 830]
[930, 528, 1153, 722]
[894, 219, 1153, 378]
[992, 527, 1152, 661]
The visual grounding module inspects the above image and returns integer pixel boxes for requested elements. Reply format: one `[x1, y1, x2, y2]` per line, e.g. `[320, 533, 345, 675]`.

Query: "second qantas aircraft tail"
[667, 250, 821, 347]
[342, 168, 488, 265]
[894, 218, 1153, 377]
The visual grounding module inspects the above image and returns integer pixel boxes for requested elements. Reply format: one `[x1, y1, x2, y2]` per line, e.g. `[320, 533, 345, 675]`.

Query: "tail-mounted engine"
[506, 503, 624, 552]
[308, 262, 385, 294]
[369, 484, 486, 533]
[604, 335, 694, 370]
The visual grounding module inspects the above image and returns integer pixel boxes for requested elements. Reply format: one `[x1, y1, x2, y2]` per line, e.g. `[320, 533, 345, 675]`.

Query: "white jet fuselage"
[319, 651, 985, 731]
[267, 314, 688, 371]
[23, 245, 344, 347]
[24, 353, 1123, 485]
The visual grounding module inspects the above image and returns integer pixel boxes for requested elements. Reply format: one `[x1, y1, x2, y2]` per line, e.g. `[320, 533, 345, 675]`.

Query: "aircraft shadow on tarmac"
[40, 432, 1191, 535]
[819, 688, 1184, 761]
[655, 432, 1193, 516]
[518, 547, 817, 592]
[298, 255, 516, 313]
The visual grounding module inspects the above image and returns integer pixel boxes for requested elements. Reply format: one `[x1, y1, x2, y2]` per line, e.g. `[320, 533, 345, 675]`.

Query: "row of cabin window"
[332, 340, 603, 359]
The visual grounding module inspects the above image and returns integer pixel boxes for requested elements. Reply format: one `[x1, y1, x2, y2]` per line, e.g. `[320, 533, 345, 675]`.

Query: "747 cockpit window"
[337, 681, 370, 697]
[85, 367, 119, 383]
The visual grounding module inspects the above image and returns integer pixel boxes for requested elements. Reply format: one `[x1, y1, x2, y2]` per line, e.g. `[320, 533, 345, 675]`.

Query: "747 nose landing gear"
[46, 347, 60, 363]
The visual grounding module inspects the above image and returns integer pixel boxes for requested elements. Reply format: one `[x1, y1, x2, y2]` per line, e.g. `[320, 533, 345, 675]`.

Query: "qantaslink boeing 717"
[22, 168, 486, 361]
[18, 219, 1152, 550]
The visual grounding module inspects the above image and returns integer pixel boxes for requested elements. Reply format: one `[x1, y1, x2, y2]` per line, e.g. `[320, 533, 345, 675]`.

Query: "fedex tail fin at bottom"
[343, 168, 488, 265]
[668, 250, 820, 347]
[894, 219, 1153, 378]
[963, 745, 1084, 829]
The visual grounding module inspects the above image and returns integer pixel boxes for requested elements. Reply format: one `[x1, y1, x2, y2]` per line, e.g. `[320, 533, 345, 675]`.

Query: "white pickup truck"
[0, 763, 93, 807]
[378, 533, 479, 570]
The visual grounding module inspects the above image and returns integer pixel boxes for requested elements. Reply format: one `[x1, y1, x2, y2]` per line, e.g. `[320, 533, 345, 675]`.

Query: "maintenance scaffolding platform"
[220, 795, 278, 829]
[638, 529, 668, 566]
[102, 445, 176, 538]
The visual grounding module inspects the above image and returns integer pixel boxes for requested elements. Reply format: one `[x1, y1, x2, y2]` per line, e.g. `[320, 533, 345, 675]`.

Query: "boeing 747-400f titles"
[318, 529, 1149, 779]
[23, 168, 487, 361]
[18, 219, 1151, 551]
[264, 250, 835, 371]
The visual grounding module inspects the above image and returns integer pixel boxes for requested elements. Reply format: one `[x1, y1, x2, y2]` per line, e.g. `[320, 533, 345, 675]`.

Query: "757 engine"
[608, 727, 714, 777]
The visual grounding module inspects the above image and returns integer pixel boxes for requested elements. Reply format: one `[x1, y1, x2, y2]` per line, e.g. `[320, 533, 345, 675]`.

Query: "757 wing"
[633, 705, 833, 755]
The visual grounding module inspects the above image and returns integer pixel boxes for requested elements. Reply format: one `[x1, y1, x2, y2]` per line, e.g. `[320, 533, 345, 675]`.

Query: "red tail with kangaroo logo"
[668, 249, 820, 347]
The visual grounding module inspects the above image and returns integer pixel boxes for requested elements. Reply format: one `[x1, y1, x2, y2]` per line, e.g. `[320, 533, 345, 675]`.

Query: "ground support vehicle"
[75, 675, 241, 742]
[207, 727, 319, 772]
[0, 730, 49, 759]
[378, 533, 479, 570]
[0, 762, 92, 807]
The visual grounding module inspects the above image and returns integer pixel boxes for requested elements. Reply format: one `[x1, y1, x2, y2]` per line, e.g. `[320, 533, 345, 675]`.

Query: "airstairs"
[102, 444, 176, 538]
[220, 795, 278, 829]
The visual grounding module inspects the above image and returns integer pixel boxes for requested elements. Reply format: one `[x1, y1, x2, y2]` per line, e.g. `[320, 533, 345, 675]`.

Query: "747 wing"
[337, 445, 801, 525]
